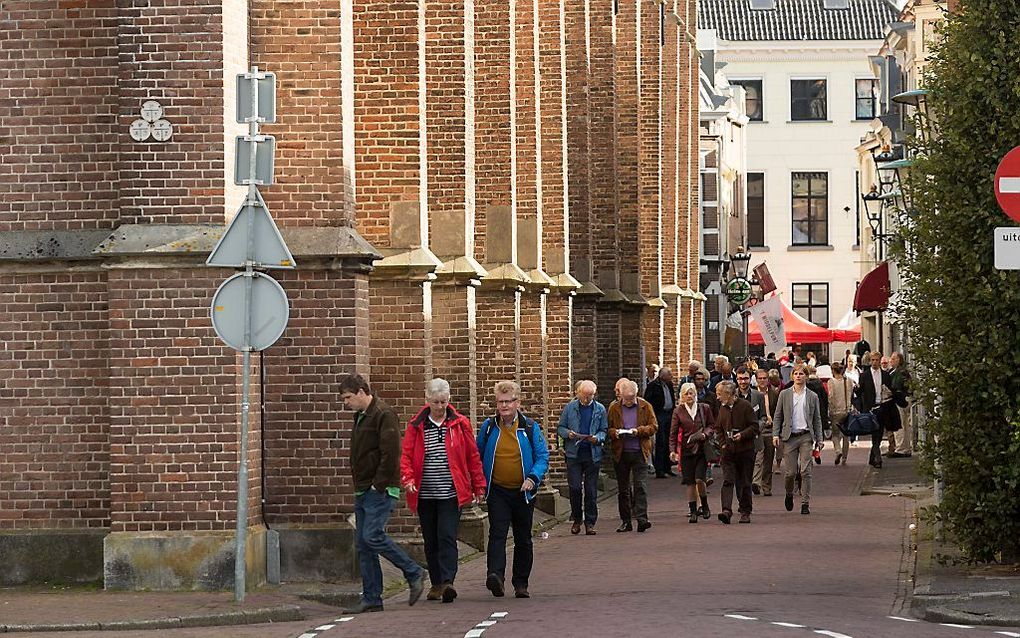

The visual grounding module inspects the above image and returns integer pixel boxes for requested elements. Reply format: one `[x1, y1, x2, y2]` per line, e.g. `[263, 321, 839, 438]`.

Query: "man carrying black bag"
[853, 352, 894, 468]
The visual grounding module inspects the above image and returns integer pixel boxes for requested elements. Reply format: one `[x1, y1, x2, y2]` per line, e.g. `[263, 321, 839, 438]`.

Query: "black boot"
[688, 501, 699, 524]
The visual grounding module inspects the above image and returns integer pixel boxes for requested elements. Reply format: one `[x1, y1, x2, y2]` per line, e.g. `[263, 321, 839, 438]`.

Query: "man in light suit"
[772, 365, 824, 515]
[854, 351, 894, 468]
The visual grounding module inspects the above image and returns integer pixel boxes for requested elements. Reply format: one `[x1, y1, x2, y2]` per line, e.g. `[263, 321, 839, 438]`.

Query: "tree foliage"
[897, 0, 1020, 562]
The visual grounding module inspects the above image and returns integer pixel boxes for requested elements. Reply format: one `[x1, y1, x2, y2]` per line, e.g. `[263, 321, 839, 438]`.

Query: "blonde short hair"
[493, 380, 521, 399]
[679, 382, 697, 398]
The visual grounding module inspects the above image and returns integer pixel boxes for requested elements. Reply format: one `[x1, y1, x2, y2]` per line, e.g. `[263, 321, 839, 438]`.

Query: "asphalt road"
[23, 447, 1020, 638]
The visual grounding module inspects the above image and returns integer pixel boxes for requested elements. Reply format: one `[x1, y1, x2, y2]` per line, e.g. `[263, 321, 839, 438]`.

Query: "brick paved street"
[16, 447, 1019, 638]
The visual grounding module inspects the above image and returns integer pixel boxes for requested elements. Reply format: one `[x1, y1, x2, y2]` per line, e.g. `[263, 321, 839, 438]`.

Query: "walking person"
[608, 379, 657, 533]
[400, 378, 487, 603]
[714, 381, 759, 524]
[888, 352, 913, 457]
[557, 380, 608, 535]
[827, 363, 853, 466]
[477, 381, 550, 599]
[340, 374, 426, 614]
[772, 365, 824, 515]
[854, 351, 893, 468]
[669, 383, 716, 523]
[752, 367, 779, 496]
[644, 367, 677, 478]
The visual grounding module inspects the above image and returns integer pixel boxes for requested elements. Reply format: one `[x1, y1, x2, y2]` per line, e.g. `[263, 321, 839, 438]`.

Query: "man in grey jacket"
[771, 365, 824, 515]
[557, 380, 609, 535]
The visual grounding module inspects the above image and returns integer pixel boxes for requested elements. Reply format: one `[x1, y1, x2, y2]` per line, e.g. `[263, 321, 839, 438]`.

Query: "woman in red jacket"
[400, 378, 486, 604]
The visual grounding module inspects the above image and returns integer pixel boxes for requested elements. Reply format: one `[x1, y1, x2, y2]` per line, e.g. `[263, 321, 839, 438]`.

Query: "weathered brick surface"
[261, 271, 369, 525]
[107, 268, 254, 533]
[0, 2, 119, 231]
[430, 283, 478, 424]
[475, 287, 520, 415]
[251, 0, 351, 225]
[0, 272, 111, 529]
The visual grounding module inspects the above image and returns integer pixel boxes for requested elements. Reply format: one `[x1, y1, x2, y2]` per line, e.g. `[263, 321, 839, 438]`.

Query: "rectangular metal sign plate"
[236, 73, 276, 123]
[234, 136, 276, 186]
[994, 227, 1020, 270]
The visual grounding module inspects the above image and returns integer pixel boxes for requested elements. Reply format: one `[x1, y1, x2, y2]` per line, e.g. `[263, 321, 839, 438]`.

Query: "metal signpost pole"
[234, 65, 262, 604]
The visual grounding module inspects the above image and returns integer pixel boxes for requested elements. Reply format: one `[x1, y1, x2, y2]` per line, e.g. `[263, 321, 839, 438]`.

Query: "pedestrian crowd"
[336, 344, 912, 612]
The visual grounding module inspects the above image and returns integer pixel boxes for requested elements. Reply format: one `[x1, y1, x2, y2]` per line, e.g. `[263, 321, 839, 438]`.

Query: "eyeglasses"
[496, 399, 519, 405]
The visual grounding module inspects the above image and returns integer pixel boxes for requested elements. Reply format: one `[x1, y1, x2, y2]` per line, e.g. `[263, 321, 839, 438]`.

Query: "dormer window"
[749, 0, 776, 9]
[824, 0, 849, 8]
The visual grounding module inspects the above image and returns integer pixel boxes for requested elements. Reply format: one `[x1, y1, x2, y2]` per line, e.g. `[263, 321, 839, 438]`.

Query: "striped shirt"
[419, 415, 456, 499]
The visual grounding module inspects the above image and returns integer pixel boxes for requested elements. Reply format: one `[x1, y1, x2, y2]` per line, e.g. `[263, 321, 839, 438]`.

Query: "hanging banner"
[749, 294, 786, 355]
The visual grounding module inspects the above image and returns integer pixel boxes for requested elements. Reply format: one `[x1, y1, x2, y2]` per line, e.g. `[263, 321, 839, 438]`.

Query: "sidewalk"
[0, 482, 614, 633]
[863, 453, 1020, 626]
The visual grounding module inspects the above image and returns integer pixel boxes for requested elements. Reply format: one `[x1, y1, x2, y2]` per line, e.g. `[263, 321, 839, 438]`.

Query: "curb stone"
[0, 604, 303, 633]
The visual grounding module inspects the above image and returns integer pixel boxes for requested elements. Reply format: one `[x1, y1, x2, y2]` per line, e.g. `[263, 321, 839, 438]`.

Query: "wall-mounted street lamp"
[892, 88, 931, 145]
[730, 250, 752, 280]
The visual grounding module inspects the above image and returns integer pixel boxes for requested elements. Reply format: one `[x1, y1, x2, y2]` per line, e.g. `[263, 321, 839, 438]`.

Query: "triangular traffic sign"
[207, 189, 296, 269]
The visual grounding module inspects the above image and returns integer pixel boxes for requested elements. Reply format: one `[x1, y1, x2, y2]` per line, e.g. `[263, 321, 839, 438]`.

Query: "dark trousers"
[486, 484, 535, 589]
[653, 411, 672, 474]
[615, 449, 649, 524]
[418, 497, 460, 586]
[721, 449, 756, 515]
[566, 453, 600, 526]
[870, 424, 885, 465]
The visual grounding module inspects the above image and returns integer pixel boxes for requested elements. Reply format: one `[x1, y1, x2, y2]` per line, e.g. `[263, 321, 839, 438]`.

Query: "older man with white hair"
[607, 379, 657, 533]
[557, 380, 609, 535]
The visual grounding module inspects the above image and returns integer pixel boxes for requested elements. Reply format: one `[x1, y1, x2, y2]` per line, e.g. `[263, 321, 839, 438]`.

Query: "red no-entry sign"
[994, 146, 1020, 222]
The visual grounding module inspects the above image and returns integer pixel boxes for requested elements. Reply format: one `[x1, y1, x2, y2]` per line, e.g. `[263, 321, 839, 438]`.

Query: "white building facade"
[699, 0, 898, 358]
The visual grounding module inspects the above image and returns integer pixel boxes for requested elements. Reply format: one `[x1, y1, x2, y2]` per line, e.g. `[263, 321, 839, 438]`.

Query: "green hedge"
[898, 0, 1020, 563]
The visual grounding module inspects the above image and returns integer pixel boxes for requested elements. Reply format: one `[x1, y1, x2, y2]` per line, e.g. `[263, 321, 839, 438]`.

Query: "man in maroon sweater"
[714, 381, 759, 524]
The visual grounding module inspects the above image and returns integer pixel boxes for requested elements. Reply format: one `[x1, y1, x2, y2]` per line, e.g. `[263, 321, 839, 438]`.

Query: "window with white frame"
[791, 79, 827, 121]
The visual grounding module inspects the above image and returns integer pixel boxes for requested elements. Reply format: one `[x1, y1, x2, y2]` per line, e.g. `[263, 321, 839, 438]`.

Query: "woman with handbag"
[826, 362, 853, 465]
[669, 383, 718, 523]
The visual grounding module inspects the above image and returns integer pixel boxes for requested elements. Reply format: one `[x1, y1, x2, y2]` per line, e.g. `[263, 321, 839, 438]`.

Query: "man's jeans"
[355, 489, 423, 606]
[566, 454, 600, 526]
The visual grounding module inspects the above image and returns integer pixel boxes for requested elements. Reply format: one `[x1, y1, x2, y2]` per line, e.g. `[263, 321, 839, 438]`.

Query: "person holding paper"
[557, 380, 609, 535]
[607, 379, 657, 533]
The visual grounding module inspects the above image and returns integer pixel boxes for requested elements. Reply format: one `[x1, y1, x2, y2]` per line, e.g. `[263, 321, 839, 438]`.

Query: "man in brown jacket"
[607, 378, 657, 533]
[714, 380, 759, 524]
[340, 374, 425, 614]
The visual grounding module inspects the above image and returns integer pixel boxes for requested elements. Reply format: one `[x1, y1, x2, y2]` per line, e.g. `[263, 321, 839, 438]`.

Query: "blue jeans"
[566, 453, 600, 526]
[355, 489, 423, 606]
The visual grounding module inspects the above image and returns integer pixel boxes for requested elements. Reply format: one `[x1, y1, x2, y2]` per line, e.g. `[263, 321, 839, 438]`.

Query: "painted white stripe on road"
[888, 616, 920, 622]
[1000, 177, 1020, 193]
[995, 633, 1020, 637]
[725, 614, 759, 620]
[772, 622, 806, 628]
[465, 631, 485, 638]
[463, 612, 510, 638]
[315, 625, 335, 631]
[491, 612, 509, 618]
[334, 617, 354, 622]
[940, 623, 975, 629]
[297, 634, 317, 638]
[815, 631, 854, 638]
[477, 620, 497, 627]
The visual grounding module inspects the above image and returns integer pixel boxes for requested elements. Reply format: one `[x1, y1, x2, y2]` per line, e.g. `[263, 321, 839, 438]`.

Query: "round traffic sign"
[211, 272, 290, 352]
[994, 146, 1020, 223]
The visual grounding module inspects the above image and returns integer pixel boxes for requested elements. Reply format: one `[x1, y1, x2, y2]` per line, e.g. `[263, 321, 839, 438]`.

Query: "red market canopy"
[748, 296, 834, 345]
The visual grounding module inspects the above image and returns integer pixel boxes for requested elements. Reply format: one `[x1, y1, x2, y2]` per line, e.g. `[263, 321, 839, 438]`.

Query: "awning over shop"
[853, 261, 891, 312]
[748, 295, 833, 345]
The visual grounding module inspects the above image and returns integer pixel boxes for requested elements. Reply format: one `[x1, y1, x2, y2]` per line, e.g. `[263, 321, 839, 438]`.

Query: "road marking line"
[940, 623, 974, 629]
[297, 634, 317, 638]
[464, 612, 509, 638]
[725, 614, 759, 621]
[315, 625, 335, 631]
[772, 622, 806, 628]
[999, 177, 1020, 193]
[814, 631, 853, 638]
[334, 617, 354, 622]
[995, 632, 1020, 637]
[888, 616, 920, 622]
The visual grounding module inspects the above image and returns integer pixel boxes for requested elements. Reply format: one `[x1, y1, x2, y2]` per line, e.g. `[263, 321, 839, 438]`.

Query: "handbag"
[686, 405, 721, 463]
[843, 410, 879, 436]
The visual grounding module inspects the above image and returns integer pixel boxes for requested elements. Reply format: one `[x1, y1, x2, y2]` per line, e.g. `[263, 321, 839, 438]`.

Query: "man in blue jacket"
[477, 380, 550, 600]
[557, 380, 608, 535]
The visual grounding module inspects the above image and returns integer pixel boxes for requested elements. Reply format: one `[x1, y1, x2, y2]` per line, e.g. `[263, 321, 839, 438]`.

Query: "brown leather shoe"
[514, 586, 530, 598]
[426, 585, 443, 601]
[738, 513, 751, 524]
[584, 524, 596, 535]
[570, 521, 581, 535]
